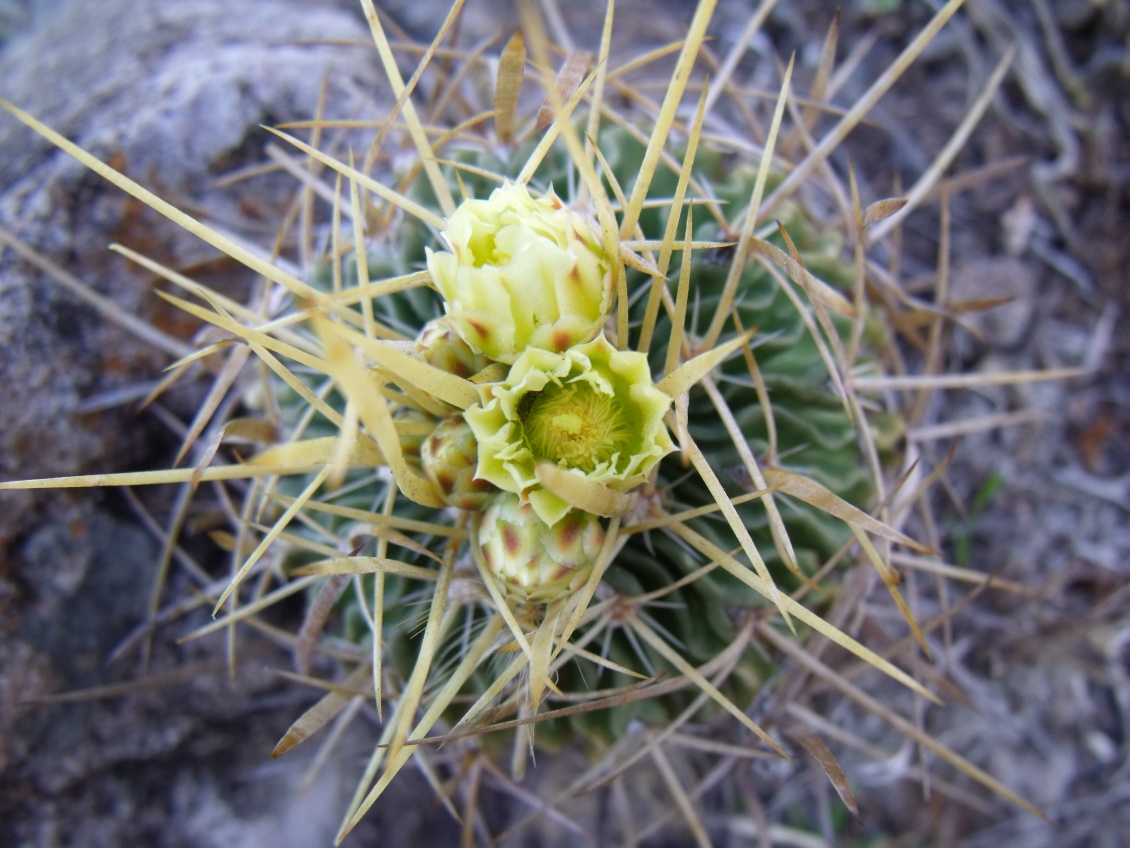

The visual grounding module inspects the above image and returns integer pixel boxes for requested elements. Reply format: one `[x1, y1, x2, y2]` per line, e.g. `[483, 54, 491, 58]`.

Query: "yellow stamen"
[524, 383, 630, 472]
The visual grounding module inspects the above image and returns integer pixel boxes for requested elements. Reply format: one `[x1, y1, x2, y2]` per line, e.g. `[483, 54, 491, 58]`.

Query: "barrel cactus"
[0, 0, 1057, 842]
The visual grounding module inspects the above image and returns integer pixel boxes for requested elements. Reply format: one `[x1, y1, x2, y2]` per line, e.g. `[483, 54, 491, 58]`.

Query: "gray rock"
[0, 2, 416, 846]
[0, 0, 375, 547]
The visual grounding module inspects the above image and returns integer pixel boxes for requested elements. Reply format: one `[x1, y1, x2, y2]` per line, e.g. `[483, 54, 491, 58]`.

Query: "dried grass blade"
[670, 522, 938, 702]
[868, 47, 1015, 243]
[618, 0, 718, 238]
[495, 31, 527, 143]
[789, 731, 859, 816]
[339, 610, 502, 841]
[629, 614, 786, 756]
[315, 316, 445, 508]
[761, 0, 968, 216]
[292, 556, 439, 582]
[0, 100, 325, 301]
[272, 662, 373, 758]
[359, 0, 457, 217]
[703, 53, 795, 350]
[212, 465, 330, 614]
[761, 467, 932, 552]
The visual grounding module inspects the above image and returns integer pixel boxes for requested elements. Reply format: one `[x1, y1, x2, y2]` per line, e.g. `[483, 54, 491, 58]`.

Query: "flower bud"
[477, 493, 604, 605]
[420, 416, 495, 510]
[395, 407, 438, 469]
[416, 317, 493, 379]
[426, 182, 613, 363]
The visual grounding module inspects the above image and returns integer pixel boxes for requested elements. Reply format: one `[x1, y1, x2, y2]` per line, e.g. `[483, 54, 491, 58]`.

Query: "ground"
[0, 0, 1127, 846]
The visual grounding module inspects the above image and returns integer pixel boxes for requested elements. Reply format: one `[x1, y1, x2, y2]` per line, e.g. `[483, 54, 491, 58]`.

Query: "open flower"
[465, 334, 675, 527]
[425, 182, 613, 363]
[476, 492, 604, 605]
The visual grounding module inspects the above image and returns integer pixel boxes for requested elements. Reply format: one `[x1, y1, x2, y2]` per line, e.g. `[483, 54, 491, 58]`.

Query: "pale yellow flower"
[465, 334, 675, 527]
[425, 182, 612, 363]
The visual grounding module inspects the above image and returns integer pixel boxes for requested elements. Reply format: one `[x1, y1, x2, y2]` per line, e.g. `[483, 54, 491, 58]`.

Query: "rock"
[0, 1, 408, 845]
[948, 256, 1039, 353]
[0, 0, 375, 548]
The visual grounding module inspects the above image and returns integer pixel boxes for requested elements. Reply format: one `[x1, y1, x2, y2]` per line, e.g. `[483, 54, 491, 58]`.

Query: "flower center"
[523, 382, 630, 473]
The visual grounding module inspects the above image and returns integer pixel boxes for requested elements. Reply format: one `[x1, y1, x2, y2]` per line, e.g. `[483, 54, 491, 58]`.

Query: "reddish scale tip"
[552, 328, 573, 352]
[466, 318, 490, 340]
[559, 517, 580, 546]
[502, 526, 522, 556]
[436, 470, 456, 494]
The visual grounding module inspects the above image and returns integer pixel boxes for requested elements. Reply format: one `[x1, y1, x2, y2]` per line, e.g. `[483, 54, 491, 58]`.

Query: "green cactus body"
[267, 116, 904, 763]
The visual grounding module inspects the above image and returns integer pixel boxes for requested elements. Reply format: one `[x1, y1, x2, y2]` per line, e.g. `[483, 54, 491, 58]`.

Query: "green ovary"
[524, 383, 631, 472]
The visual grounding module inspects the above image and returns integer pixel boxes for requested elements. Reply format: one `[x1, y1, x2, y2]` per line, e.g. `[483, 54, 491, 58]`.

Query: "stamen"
[524, 383, 631, 472]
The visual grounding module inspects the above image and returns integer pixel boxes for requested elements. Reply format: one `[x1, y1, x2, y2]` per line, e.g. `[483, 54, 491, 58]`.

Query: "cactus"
[0, 0, 1065, 842]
